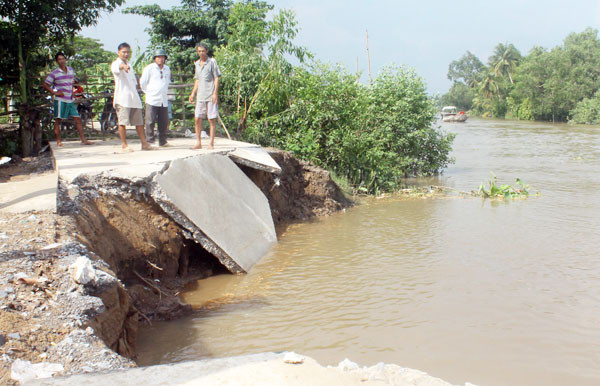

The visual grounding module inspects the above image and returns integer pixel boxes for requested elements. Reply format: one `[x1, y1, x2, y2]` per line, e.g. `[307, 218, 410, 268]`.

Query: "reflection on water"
[138, 118, 600, 386]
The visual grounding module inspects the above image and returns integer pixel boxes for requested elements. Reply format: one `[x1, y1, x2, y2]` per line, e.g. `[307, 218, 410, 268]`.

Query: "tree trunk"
[19, 104, 42, 157]
[17, 29, 33, 156]
[17, 29, 42, 156]
[17, 29, 27, 103]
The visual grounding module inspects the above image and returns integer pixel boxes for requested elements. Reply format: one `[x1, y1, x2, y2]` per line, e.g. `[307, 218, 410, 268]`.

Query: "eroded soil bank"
[0, 149, 351, 384]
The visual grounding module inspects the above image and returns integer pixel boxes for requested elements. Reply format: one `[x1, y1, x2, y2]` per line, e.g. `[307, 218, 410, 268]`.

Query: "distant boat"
[441, 106, 468, 122]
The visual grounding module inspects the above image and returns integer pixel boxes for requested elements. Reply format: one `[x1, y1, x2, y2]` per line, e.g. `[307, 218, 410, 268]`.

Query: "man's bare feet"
[81, 140, 93, 145]
[207, 145, 214, 150]
[56, 142, 64, 147]
[121, 146, 134, 153]
[191, 143, 202, 150]
[141, 144, 157, 151]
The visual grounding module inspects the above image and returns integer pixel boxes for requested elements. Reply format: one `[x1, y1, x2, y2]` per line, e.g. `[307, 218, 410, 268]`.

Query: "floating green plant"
[475, 174, 535, 199]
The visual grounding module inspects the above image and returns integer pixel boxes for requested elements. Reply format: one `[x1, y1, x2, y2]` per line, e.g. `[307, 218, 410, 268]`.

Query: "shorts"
[115, 105, 143, 126]
[53, 100, 79, 119]
[195, 100, 219, 119]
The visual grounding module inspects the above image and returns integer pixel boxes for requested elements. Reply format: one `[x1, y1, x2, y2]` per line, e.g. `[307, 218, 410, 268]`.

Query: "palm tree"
[489, 43, 521, 84]
[478, 72, 499, 98]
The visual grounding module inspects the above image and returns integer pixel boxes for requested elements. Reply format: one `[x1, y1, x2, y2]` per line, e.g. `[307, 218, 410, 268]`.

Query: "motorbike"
[59, 94, 94, 131]
[99, 90, 118, 134]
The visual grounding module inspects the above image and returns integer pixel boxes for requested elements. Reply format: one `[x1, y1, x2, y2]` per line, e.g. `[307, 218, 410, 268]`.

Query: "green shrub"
[245, 63, 455, 194]
[570, 92, 600, 124]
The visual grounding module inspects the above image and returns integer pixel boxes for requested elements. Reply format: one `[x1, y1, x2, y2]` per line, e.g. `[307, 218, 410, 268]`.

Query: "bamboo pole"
[217, 115, 231, 140]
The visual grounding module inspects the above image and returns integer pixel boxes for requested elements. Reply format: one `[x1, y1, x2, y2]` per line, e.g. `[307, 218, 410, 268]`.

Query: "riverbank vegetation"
[123, 1, 455, 194]
[441, 28, 600, 124]
[2, 0, 454, 194]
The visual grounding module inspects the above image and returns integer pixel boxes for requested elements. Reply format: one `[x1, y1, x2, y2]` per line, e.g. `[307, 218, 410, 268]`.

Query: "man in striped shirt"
[43, 52, 92, 146]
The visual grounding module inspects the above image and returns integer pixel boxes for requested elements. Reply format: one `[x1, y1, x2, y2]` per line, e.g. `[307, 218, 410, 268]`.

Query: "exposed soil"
[0, 152, 54, 183]
[0, 148, 352, 384]
[242, 149, 353, 229]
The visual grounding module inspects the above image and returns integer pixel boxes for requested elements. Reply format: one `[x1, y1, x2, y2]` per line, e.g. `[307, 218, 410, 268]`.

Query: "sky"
[81, 0, 600, 94]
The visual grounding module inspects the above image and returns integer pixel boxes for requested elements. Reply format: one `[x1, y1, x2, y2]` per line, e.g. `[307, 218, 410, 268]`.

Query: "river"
[137, 118, 600, 386]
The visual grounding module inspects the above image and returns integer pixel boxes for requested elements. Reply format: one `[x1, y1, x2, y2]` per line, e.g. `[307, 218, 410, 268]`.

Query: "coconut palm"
[478, 72, 499, 98]
[489, 43, 521, 84]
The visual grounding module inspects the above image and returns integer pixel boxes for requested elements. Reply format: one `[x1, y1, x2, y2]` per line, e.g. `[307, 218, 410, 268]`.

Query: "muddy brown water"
[137, 118, 600, 386]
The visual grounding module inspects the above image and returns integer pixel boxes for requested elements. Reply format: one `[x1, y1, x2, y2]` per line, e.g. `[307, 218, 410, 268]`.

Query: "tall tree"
[447, 51, 486, 87]
[509, 28, 600, 121]
[440, 82, 476, 111]
[445, 51, 486, 110]
[478, 73, 499, 98]
[0, 0, 123, 155]
[63, 36, 115, 74]
[489, 43, 521, 84]
[124, 0, 238, 72]
[507, 46, 553, 120]
[214, 2, 309, 133]
[561, 28, 600, 104]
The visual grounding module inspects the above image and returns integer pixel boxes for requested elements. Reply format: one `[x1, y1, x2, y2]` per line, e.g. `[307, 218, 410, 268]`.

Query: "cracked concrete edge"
[149, 174, 246, 274]
[228, 153, 282, 174]
[57, 171, 157, 216]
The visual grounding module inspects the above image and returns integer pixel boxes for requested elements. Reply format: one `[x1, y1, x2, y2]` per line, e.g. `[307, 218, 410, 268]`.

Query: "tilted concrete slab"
[153, 154, 277, 273]
[228, 146, 281, 174]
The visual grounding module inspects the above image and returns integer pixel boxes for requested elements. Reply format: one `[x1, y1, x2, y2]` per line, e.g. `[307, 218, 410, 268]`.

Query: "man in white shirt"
[140, 48, 171, 147]
[110, 42, 155, 152]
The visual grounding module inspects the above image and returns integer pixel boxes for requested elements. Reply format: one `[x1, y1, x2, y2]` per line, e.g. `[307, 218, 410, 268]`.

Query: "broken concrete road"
[54, 137, 280, 185]
[52, 137, 280, 273]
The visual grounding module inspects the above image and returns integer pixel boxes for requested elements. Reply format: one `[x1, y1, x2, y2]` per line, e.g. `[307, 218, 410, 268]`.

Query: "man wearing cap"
[111, 42, 155, 152]
[140, 48, 171, 147]
[43, 52, 93, 146]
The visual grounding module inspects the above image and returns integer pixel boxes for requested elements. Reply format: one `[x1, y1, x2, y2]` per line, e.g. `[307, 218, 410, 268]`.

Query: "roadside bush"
[245, 63, 455, 194]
